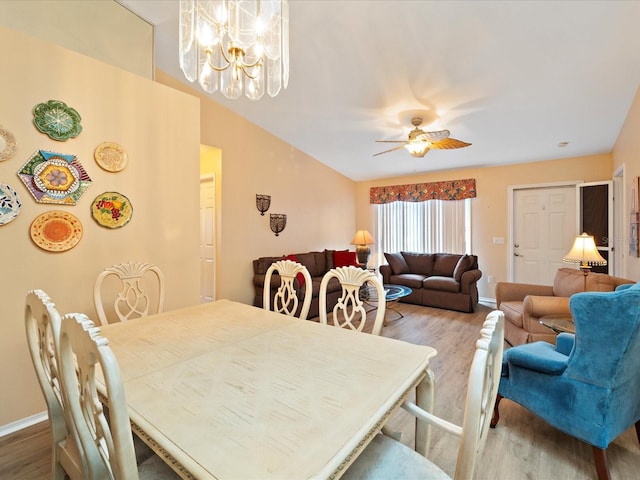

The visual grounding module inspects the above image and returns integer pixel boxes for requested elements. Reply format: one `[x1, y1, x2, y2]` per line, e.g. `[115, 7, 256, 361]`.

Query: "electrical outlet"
[488, 275, 494, 283]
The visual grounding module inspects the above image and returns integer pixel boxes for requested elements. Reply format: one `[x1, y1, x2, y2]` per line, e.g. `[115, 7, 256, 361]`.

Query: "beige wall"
[155, 71, 358, 305]
[613, 85, 640, 280]
[0, 27, 200, 427]
[355, 154, 613, 300]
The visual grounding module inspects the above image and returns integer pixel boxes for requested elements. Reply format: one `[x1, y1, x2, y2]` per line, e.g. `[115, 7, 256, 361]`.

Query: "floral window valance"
[370, 178, 476, 204]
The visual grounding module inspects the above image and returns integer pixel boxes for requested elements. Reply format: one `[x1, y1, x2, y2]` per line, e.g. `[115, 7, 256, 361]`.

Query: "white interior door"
[199, 175, 216, 303]
[512, 185, 577, 285]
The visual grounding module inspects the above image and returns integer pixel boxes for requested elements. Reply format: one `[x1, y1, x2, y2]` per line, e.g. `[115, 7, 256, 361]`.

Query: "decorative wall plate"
[91, 191, 133, 228]
[0, 125, 17, 161]
[30, 210, 83, 252]
[0, 182, 21, 225]
[33, 99, 82, 141]
[94, 142, 128, 172]
[18, 150, 92, 205]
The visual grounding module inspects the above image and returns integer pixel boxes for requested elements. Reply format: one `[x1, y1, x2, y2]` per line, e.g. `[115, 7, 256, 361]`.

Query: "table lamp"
[562, 232, 607, 291]
[350, 230, 375, 269]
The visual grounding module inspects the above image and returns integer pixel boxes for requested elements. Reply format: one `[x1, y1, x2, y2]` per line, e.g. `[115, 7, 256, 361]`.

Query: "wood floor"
[1, 302, 639, 479]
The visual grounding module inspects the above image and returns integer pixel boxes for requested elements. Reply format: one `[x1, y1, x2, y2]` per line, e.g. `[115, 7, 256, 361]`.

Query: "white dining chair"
[93, 261, 165, 325]
[57, 312, 179, 479]
[263, 259, 313, 319]
[342, 310, 505, 480]
[319, 266, 387, 335]
[24, 289, 84, 480]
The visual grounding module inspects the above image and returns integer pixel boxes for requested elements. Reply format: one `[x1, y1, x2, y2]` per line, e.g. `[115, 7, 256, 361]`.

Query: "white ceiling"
[119, 0, 640, 182]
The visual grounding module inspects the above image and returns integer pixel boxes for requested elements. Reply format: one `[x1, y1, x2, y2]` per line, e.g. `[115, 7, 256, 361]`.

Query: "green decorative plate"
[33, 99, 82, 141]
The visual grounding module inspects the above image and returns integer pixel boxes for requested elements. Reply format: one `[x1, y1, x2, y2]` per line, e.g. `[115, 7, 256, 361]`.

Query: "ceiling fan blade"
[373, 145, 406, 156]
[375, 140, 408, 143]
[416, 129, 450, 142]
[429, 137, 472, 149]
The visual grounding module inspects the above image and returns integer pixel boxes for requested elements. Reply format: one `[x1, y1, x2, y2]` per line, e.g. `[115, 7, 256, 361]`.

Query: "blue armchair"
[491, 284, 640, 480]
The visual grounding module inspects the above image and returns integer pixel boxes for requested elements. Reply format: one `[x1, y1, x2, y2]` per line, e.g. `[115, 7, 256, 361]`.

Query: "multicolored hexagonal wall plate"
[18, 150, 92, 205]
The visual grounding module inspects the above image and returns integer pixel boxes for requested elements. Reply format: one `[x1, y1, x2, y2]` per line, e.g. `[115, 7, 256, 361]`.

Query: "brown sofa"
[253, 250, 353, 319]
[496, 267, 634, 346]
[379, 252, 482, 313]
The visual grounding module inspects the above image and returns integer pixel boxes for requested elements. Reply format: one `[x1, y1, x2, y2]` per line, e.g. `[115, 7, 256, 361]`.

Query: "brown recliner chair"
[496, 268, 634, 346]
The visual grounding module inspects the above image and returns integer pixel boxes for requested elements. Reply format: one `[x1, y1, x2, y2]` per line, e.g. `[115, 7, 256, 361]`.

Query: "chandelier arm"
[205, 46, 232, 73]
[241, 60, 263, 79]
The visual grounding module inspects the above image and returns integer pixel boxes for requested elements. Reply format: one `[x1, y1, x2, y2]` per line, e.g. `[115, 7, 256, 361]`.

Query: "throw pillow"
[284, 254, 305, 287]
[385, 252, 410, 275]
[453, 255, 473, 282]
[334, 250, 359, 267]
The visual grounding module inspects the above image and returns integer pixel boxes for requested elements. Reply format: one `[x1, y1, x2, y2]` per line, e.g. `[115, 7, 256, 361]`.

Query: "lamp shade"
[562, 232, 607, 268]
[350, 230, 375, 245]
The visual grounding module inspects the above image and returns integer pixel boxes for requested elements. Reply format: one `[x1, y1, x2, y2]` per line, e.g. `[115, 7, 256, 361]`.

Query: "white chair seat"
[343, 434, 451, 480]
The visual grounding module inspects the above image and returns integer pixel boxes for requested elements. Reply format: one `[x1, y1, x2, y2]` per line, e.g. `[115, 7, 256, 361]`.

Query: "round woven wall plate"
[30, 210, 83, 252]
[94, 142, 128, 172]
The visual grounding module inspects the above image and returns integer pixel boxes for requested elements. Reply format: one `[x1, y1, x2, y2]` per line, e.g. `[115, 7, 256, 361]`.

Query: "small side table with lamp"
[351, 229, 375, 269]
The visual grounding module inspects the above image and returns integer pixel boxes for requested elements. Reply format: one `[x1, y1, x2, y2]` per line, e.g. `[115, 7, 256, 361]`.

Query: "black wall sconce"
[270, 214, 287, 236]
[256, 194, 271, 215]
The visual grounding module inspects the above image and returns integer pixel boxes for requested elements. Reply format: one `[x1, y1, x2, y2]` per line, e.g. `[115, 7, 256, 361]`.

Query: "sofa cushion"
[297, 252, 326, 277]
[432, 254, 461, 277]
[334, 250, 359, 267]
[423, 276, 460, 293]
[257, 256, 285, 274]
[453, 254, 474, 282]
[324, 249, 336, 270]
[385, 252, 410, 275]
[553, 268, 615, 297]
[389, 273, 426, 289]
[401, 252, 434, 276]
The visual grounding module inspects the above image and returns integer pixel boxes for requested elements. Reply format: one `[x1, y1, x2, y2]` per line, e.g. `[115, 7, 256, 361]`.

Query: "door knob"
[514, 243, 520, 248]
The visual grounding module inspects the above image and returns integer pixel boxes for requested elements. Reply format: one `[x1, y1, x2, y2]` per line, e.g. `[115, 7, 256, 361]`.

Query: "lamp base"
[580, 264, 592, 292]
[355, 245, 370, 269]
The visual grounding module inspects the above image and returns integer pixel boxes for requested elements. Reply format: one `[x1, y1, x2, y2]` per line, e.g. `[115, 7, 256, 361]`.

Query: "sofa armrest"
[379, 264, 392, 284]
[495, 282, 554, 306]
[460, 269, 482, 293]
[523, 295, 571, 317]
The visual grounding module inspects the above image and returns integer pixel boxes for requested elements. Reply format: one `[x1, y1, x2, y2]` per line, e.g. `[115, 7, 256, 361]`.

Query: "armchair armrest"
[495, 282, 553, 306]
[505, 341, 569, 375]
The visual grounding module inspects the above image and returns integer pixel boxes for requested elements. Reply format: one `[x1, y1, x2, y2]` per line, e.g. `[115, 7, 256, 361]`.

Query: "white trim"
[0, 411, 48, 438]
[479, 297, 497, 308]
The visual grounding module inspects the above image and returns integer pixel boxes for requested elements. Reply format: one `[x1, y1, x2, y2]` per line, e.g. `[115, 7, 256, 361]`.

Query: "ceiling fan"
[374, 117, 471, 157]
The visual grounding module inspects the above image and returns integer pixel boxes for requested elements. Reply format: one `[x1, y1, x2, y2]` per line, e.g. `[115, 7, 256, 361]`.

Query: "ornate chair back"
[319, 266, 386, 336]
[93, 261, 164, 325]
[263, 259, 313, 319]
[24, 289, 83, 480]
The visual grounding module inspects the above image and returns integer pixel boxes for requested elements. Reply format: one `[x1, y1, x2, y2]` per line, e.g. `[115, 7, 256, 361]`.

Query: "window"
[375, 199, 470, 258]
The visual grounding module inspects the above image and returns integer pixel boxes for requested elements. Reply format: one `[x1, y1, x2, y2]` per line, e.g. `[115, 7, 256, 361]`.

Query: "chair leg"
[490, 394, 503, 428]
[593, 447, 611, 480]
[636, 420, 640, 445]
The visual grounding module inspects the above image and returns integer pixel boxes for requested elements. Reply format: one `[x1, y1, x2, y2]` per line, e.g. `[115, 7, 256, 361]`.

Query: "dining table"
[97, 299, 438, 480]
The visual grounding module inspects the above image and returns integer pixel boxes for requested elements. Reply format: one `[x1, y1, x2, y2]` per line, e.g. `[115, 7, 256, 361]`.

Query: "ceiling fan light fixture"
[404, 142, 430, 157]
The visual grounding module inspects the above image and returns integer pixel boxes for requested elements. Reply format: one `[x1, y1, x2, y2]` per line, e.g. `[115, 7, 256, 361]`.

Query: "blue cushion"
[505, 341, 569, 375]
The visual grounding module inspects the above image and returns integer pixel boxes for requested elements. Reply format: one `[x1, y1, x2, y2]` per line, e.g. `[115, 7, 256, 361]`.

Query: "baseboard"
[0, 411, 47, 438]
[479, 297, 497, 308]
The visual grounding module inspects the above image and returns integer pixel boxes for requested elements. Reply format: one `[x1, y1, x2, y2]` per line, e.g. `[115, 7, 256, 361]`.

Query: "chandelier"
[179, 0, 289, 100]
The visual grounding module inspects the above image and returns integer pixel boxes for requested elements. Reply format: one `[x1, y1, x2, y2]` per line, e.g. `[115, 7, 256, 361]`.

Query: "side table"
[539, 315, 575, 334]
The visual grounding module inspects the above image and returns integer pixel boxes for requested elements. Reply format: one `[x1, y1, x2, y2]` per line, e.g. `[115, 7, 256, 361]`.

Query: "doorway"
[510, 183, 578, 285]
[199, 145, 221, 303]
